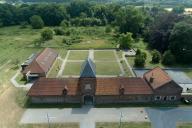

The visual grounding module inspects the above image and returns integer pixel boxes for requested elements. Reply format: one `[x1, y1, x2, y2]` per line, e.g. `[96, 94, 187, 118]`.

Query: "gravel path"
[57, 50, 70, 77]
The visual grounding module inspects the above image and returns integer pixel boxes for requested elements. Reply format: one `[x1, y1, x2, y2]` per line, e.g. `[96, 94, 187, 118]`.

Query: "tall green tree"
[115, 6, 145, 37]
[169, 21, 192, 63]
[30, 15, 44, 29]
[119, 32, 134, 49]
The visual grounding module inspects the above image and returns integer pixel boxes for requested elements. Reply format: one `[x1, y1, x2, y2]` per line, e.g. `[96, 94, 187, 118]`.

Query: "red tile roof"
[96, 77, 153, 95]
[143, 67, 172, 90]
[27, 78, 80, 96]
[28, 77, 153, 96]
[23, 48, 58, 74]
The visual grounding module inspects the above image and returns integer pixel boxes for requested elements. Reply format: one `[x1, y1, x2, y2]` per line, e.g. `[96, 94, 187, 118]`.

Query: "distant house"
[27, 57, 183, 105]
[21, 48, 58, 81]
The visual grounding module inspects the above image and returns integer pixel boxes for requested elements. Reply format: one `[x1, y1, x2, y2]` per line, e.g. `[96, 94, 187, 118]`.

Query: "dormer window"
[119, 85, 125, 95]
[63, 85, 68, 96]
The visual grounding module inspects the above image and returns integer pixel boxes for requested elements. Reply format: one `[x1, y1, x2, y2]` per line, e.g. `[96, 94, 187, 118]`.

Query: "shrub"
[134, 51, 147, 67]
[105, 25, 112, 33]
[152, 50, 161, 63]
[30, 15, 44, 29]
[41, 28, 53, 41]
[60, 20, 70, 27]
[162, 50, 175, 65]
[54, 28, 65, 35]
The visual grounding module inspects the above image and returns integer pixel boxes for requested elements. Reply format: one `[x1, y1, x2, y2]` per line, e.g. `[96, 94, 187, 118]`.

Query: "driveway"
[146, 107, 192, 128]
[20, 107, 192, 128]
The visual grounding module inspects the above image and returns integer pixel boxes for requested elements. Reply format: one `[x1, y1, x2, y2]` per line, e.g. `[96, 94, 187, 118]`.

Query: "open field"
[96, 122, 151, 128]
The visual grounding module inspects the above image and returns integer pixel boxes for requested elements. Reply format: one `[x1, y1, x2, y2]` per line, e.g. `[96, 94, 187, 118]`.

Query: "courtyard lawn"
[184, 70, 192, 79]
[177, 123, 192, 128]
[95, 61, 121, 75]
[121, 60, 133, 77]
[63, 62, 83, 76]
[68, 51, 89, 60]
[96, 122, 151, 128]
[47, 59, 62, 78]
[94, 51, 116, 61]
[56, 48, 67, 59]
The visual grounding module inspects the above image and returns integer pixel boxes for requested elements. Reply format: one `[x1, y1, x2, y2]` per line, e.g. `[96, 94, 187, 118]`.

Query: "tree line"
[0, 1, 192, 64]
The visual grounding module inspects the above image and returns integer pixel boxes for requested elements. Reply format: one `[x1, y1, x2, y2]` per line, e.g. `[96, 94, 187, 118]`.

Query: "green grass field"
[63, 62, 83, 76]
[94, 51, 116, 60]
[68, 50, 89, 60]
[96, 122, 151, 128]
[47, 59, 62, 78]
[184, 70, 192, 79]
[95, 61, 121, 75]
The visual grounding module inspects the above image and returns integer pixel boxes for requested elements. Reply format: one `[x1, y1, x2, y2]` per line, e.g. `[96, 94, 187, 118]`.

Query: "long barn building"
[27, 58, 183, 105]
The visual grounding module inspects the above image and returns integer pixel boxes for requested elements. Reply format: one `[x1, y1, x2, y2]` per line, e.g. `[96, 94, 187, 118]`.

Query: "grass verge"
[96, 122, 151, 128]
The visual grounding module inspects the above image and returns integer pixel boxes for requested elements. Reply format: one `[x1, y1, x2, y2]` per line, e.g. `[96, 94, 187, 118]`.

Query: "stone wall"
[31, 96, 81, 104]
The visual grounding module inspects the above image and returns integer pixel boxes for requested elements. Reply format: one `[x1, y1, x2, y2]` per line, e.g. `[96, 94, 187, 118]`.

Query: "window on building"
[85, 84, 91, 90]
[155, 96, 161, 101]
[169, 96, 176, 101]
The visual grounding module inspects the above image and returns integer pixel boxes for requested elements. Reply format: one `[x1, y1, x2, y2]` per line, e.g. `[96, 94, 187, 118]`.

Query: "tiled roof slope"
[143, 67, 172, 90]
[95, 77, 153, 95]
[28, 77, 153, 96]
[27, 78, 80, 96]
[23, 48, 58, 74]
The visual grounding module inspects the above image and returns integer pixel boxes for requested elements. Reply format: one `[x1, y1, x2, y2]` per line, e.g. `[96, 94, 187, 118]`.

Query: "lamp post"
[119, 112, 123, 128]
[47, 113, 50, 128]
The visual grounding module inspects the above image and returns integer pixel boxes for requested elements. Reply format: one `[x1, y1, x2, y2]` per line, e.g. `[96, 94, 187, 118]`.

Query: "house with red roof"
[21, 48, 58, 81]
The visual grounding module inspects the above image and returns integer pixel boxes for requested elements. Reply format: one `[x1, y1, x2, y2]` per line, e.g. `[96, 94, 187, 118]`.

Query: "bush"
[54, 28, 65, 35]
[41, 28, 53, 41]
[60, 20, 70, 27]
[134, 51, 147, 67]
[30, 15, 44, 29]
[162, 50, 175, 65]
[20, 22, 28, 29]
[119, 32, 134, 49]
[105, 25, 112, 33]
[152, 50, 161, 63]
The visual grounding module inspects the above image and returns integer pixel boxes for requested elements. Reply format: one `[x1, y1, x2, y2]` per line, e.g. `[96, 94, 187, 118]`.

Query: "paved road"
[20, 107, 192, 128]
[20, 106, 148, 128]
[146, 107, 192, 128]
